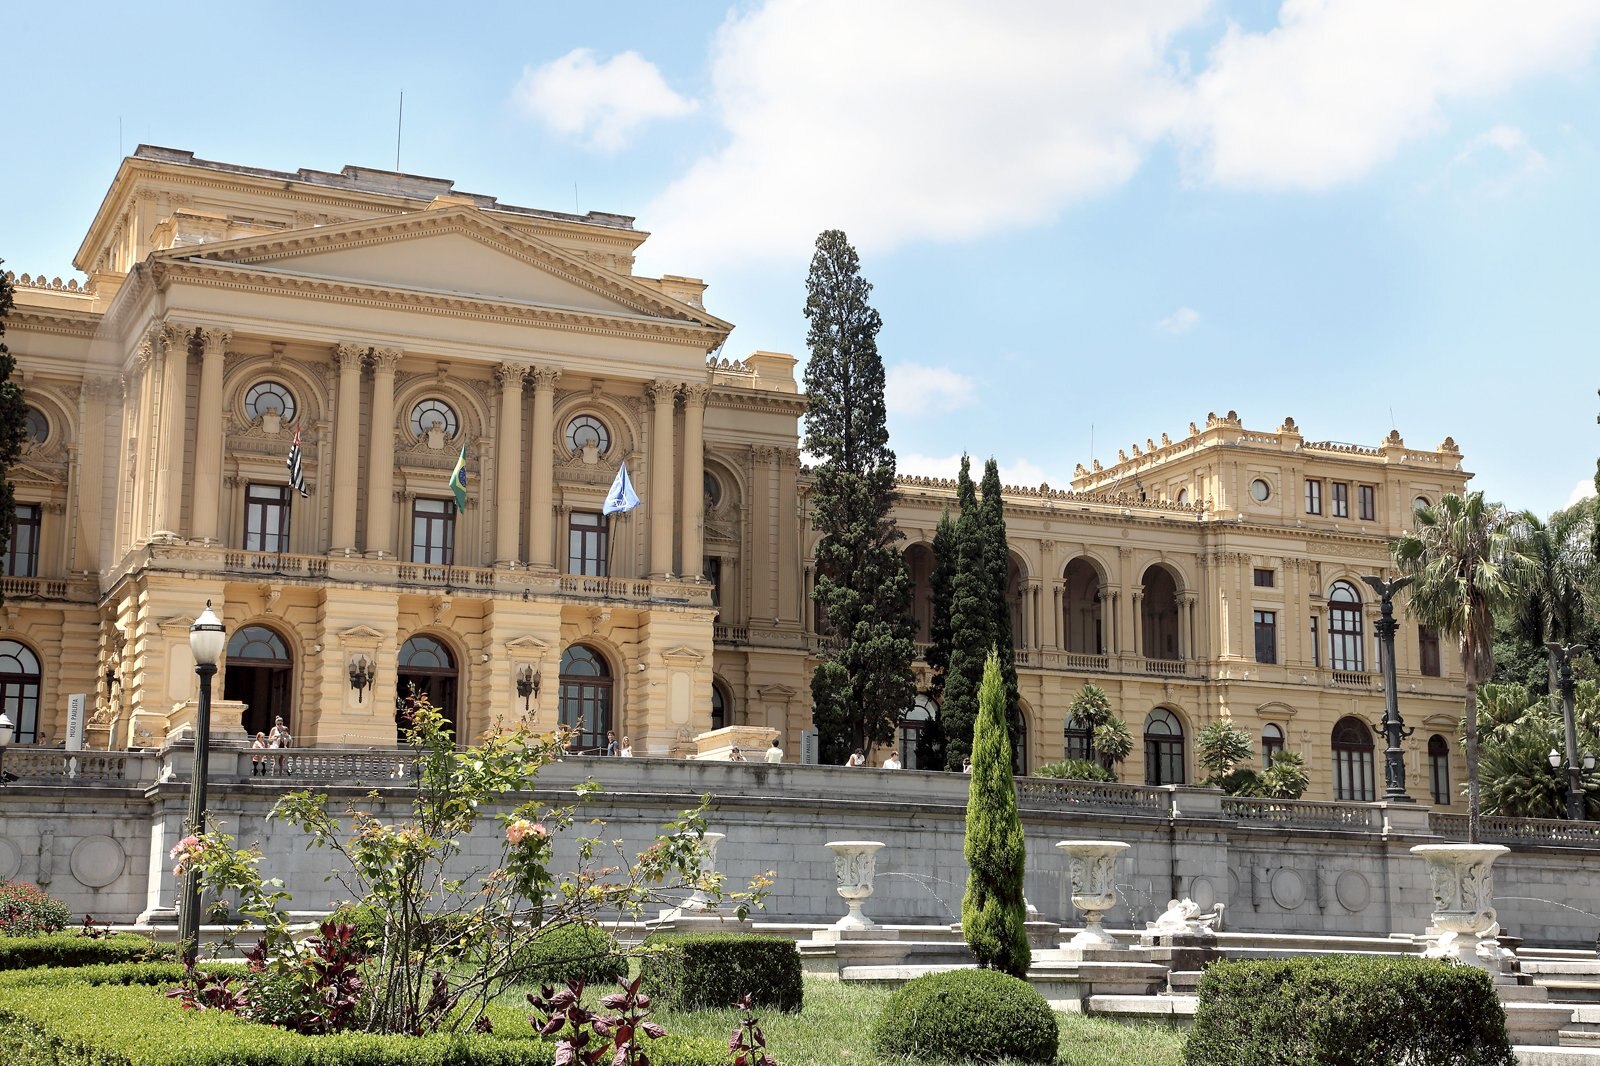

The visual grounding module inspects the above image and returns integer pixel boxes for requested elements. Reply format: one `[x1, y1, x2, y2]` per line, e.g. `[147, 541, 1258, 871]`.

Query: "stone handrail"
[238, 747, 418, 783]
[1223, 796, 1382, 831]
[1330, 669, 1375, 688]
[1430, 813, 1600, 846]
[713, 624, 749, 644]
[1141, 658, 1192, 677]
[2, 749, 159, 786]
[0, 575, 92, 602]
[1016, 777, 1170, 815]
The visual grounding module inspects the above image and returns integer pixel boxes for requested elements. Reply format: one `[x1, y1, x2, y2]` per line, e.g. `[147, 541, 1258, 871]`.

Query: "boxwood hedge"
[0, 932, 172, 970]
[870, 968, 1059, 1064]
[1186, 955, 1516, 1066]
[640, 931, 803, 1012]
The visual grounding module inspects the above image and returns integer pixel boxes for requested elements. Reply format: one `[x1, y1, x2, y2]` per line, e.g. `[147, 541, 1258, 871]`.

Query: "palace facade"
[5, 147, 1471, 804]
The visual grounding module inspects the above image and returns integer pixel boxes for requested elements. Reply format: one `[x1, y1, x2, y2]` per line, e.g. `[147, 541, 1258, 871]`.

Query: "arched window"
[409, 398, 458, 439]
[22, 406, 49, 445]
[244, 382, 296, 424]
[1013, 708, 1030, 777]
[1262, 723, 1285, 767]
[899, 695, 936, 770]
[1141, 566, 1181, 661]
[564, 415, 610, 455]
[559, 645, 612, 755]
[1328, 581, 1365, 672]
[0, 640, 42, 744]
[1332, 716, 1376, 801]
[710, 680, 729, 732]
[397, 635, 458, 738]
[1063, 716, 1094, 762]
[1429, 734, 1451, 805]
[223, 626, 293, 739]
[1144, 708, 1185, 785]
[1062, 558, 1105, 656]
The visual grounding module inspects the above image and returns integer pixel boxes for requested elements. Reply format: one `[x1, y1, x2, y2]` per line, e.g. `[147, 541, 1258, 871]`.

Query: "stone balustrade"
[1430, 813, 1600, 847]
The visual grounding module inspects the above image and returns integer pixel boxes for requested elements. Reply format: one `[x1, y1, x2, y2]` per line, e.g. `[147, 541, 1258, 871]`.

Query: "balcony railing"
[0, 575, 94, 602]
[1017, 777, 1171, 815]
[1430, 813, 1600, 846]
[1330, 669, 1375, 688]
[713, 624, 749, 644]
[1, 749, 159, 786]
[1224, 796, 1381, 832]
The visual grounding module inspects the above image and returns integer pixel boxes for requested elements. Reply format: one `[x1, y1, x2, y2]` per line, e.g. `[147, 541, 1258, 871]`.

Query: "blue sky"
[5, 1, 1599, 516]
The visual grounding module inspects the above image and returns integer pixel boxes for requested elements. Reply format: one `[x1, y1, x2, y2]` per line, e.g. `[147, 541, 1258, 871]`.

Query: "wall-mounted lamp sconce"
[517, 666, 541, 711]
[348, 656, 376, 703]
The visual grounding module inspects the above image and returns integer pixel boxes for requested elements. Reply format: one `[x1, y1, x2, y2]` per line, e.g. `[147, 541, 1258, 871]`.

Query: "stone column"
[1131, 588, 1145, 658]
[679, 384, 710, 580]
[189, 328, 230, 542]
[494, 362, 526, 566]
[329, 343, 366, 554]
[152, 324, 192, 536]
[364, 348, 400, 557]
[647, 380, 678, 578]
[526, 367, 560, 571]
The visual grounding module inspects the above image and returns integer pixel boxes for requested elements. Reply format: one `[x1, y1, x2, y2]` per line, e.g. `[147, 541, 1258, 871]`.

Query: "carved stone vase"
[1056, 840, 1130, 949]
[1410, 843, 1511, 969]
[681, 832, 725, 912]
[826, 840, 886, 930]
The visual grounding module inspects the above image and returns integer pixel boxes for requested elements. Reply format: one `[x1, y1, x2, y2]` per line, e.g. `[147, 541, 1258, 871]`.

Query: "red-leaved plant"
[529, 976, 666, 1066]
[728, 993, 779, 1066]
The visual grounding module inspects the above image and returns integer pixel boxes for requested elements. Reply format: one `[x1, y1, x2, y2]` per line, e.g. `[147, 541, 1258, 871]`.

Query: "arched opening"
[1261, 723, 1285, 767]
[1013, 705, 1030, 776]
[1428, 734, 1451, 805]
[1006, 555, 1028, 649]
[710, 678, 730, 732]
[1332, 716, 1376, 801]
[0, 640, 42, 744]
[1062, 558, 1105, 656]
[559, 644, 612, 755]
[1144, 708, 1185, 785]
[396, 635, 458, 739]
[1141, 566, 1181, 660]
[904, 544, 936, 646]
[222, 626, 293, 739]
[1328, 581, 1365, 672]
[898, 695, 936, 770]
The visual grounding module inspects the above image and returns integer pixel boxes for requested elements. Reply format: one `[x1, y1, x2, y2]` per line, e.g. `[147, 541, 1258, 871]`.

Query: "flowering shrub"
[0, 881, 71, 937]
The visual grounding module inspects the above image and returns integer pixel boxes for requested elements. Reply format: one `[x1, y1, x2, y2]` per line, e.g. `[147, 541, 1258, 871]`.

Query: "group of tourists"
[248, 717, 293, 775]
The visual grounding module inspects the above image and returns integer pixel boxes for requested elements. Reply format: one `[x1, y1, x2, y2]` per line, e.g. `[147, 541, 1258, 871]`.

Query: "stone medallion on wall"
[1270, 867, 1306, 910]
[69, 836, 126, 890]
[1335, 869, 1372, 912]
[1227, 867, 1241, 904]
[1189, 875, 1216, 912]
[0, 837, 20, 882]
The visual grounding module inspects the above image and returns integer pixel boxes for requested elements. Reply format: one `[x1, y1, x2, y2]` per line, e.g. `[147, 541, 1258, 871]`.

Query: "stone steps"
[1517, 1047, 1600, 1064]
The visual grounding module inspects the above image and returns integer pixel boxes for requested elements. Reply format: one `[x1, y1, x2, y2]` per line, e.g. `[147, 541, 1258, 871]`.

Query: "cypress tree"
[962, 648, 1031, 978]
[802, 230, 916, 763]
[916, 510, 959, 768]
[936, 457, 991, 768]
[0, 265, 28, 607]
[979, 458, 1025, 763]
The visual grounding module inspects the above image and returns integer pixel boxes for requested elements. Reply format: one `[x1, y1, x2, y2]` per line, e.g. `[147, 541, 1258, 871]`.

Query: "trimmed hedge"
[870, 968, 1059, 1064]
[0, 977, 730, 1066]
[0, 932, 172, 970]
[510, 921, 627, 988]
[640, 932, 803, 1012]
[0, 961, 247, 990]
[1186, 955, 1516, 1066]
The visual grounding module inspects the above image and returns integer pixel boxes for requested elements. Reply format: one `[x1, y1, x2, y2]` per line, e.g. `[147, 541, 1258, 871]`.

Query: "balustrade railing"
[2, 749, 159, 786]
[0, 575, 77, 600]
[1430, 813, 1600, 846]
[244, 747, 417, 783]
[1223, 796, 1380, 831]
[1330, 670, 1375, 688]
[1016, 777, 1170, 814]
[1141, 657, 1191, 677]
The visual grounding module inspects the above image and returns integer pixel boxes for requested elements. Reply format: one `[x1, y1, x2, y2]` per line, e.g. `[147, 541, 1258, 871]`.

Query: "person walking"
[846, 748, 866, 767]
[883, 751, 903, 770]
[619, 736, 634, 758]
[765, 736, 784, 763]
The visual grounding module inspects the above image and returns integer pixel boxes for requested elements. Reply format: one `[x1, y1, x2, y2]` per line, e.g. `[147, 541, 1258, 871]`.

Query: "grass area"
[504, 975, 1187, 1066]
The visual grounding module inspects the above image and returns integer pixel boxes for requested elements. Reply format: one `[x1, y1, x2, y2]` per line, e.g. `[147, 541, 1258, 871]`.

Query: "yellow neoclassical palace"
[5, 147, 1471, 804]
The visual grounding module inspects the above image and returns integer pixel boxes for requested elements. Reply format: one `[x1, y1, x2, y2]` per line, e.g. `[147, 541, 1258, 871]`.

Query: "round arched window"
[1413, 495, 1431, 513]
[244, 382, 296, 423]
[410, 399, 458, 438]
[1262, 723, 1285, 767]
[1144, 708, 1185, 785]
[1249, 478, 1271, 502]
[227, 626, 290, 662]
[22, 406, 48, 445]
[0, 639, 42, 744]
[1175, 488, 1189, 506]
[1332, 716, 1376, 801]
[564, 415, 609, 455]
[559, 644, 613, 754]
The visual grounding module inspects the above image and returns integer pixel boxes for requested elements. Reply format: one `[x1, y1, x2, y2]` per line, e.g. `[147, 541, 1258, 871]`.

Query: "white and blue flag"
[603, 461, 641, 515]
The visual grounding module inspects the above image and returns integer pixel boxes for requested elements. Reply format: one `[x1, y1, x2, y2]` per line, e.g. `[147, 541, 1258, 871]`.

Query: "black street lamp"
[1362, 575, 1415, 802]
[178, 601, 226, 962]
[1546, 641, 1594, 821]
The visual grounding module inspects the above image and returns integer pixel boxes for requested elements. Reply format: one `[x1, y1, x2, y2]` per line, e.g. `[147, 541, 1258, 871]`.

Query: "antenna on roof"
[1389, 405, 1396, 433]
[395, 91, 404, 171]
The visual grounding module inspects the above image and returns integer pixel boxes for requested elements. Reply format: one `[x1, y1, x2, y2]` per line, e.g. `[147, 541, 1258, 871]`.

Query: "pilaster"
[679, 383, 710, 580]
[494, 362, 527, 566]
[364, 347, 401, 557]
[189, 328, 230, 542]
[151, 324, 193, 537]
[647, 380, 678, 578]
[527, 367, 561, 571]
[329, 343, 366, 554]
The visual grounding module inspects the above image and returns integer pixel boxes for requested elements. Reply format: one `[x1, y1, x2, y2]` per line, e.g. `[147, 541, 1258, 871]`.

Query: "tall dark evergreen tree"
[0, 265, 28, 605]
[916, 509, 959, 768]
[979, 459, 1026, 764]
[936, 457, 992, 768]
[802, 230, 916, 763]
[961, 649, 1031, 978]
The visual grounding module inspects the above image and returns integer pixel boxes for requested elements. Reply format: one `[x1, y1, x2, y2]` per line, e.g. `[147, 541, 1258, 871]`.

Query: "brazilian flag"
[448, 447, 468, 513]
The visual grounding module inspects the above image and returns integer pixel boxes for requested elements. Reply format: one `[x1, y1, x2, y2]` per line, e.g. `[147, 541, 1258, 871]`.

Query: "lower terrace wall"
[3, 749, 1598, 946]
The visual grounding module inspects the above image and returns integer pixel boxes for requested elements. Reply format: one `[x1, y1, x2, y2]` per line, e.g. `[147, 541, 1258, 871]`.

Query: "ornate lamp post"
[1362, 575, 1415, 802]
[1546, 642, 1593, 821]
[178, 601, 226, 962]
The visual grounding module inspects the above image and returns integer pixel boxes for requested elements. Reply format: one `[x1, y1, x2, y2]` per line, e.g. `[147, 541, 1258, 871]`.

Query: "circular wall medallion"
[69, 835, 126, 890]
[1335, 869, 1372, 912]
[0, 837, 21, 882]
[1269, 867, 1306, 910]
[1189, 876, 1216, 912]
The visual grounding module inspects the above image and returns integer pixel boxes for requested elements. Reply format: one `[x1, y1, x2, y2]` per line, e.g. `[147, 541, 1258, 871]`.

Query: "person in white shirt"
[619, 736, 634, 758]
[765, 737, 784, 764]
[846, 748, 866, 767]
[882, 751, 903, 770]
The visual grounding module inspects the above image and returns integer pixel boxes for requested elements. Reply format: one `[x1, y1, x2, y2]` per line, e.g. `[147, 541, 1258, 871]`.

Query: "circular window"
[410, 399, 458, 438]
[1249, 478, 1271, 503]
[564, 415, 609, 455]
[704, 471, 722, 509]
[244, 382, 296, 423]
[22, 406, 48, 445]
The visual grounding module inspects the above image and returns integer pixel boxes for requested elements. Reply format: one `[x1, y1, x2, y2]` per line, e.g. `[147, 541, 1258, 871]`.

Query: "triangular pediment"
[338, 625, 386, 642]
[504, 636, 552, 653]
[163, 208, 727, 330]
[10, 462, 63, 486]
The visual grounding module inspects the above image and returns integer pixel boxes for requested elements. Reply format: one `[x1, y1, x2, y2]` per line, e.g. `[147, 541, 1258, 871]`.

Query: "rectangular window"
[1304, 479, 1322, 515]
[243, 485, 291, 553]
[1311, 617, 1320, 667]
[4, 503, 41, 577]
[411, 498, 455, 565]
[1419, 625, 1441, 677]
[1358, 484, 1376, 521]
[1254, 610, 1278, 664]
[704, 556, 722, 609]
[1331, 482, 1349, 518]
[1253, 568, 1274, 588]
[567, 511, 607, 576]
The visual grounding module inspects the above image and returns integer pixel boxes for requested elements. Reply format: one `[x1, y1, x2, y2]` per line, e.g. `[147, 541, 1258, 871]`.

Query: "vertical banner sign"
[66, 693, 87, 751]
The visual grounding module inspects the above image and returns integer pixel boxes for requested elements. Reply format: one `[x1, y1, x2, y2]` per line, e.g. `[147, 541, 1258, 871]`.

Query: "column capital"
[85, 374, 124, 403]
[198, 327, 231, 356]
[529, 366, 563, 392]
[681, 382, 712, 408]
[494, 361, 528, 390]
[370, 347, 403, 373]
[158, 322, 193, 355]
[646, 379, 681, 405]
[333, 343, 369, 370]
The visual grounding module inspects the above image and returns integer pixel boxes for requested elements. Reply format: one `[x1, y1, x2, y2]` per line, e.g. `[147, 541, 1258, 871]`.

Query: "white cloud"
[1445, 124, 1549, 196]
[885, 363, 977, 418]
[897, 452, 967, 482]
[1565, 478, 1593, 508]
[1180, 1, 1600, 189]
[1156, 306, 1200, 335]
[513, 49, 698, 152]
[895, 452, 1070, 492]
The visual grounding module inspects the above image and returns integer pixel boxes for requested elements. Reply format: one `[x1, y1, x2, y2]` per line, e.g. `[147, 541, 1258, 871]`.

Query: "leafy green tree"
[801, 230, 917, 763]
[1511, 505, 1594, 695]
[1196, 720, 1254, 781]
[1091, 718, 1134, 772]
[1257, 751, 1310, 799]
[0, 264, 31, 600]
[1471, 680, 1600, 819]
[935, 457, 992, 768]
[962, 649, 1031, 978]
[1395, 492, 1533, 843]
[1064, 683, 1133, 777]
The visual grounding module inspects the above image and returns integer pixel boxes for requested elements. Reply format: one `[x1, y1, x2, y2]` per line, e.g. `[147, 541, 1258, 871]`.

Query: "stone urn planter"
[1055, 840, 1130, 949]
[681, 832, 725, 912]
[1411, 843, 1512, 970]
[826, 840, 886, 930]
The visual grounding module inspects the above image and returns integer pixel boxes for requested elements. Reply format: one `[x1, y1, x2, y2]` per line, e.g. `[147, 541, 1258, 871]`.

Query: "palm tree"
[1511, 505, 1593, 696]
[1394, 492, 1533, 843]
